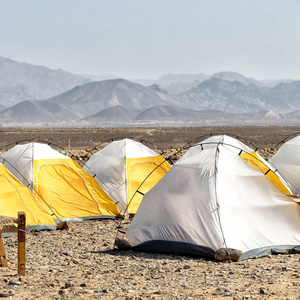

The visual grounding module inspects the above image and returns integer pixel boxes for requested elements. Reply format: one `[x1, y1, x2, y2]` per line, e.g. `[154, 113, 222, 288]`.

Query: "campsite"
[0, 126, 300, 299]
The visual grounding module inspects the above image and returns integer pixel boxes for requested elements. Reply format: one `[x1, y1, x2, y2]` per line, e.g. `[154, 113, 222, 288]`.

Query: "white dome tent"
[84, 138, 171, 214]
[126, 140, 300, 260]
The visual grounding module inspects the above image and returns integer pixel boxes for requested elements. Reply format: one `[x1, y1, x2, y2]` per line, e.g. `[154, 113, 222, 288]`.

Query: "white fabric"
[125, 139, 159, 159]
[1, 142, 68, 187]
[84, 140, 127, 210]
[84, 138, 160, 211]
[178, 135, 254, 163]
[271, 135, 300, 194]
[127, 145, 300, 254]
[178, 135, 292, 194]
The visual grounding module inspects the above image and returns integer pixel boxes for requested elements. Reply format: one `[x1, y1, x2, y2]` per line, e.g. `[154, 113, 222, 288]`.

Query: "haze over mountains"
[0, 55, 300, 127]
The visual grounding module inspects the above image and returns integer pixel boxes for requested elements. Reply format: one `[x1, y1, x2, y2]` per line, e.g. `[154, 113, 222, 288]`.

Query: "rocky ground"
[1, 221, 300, 300]
[0, 127, 300, 299]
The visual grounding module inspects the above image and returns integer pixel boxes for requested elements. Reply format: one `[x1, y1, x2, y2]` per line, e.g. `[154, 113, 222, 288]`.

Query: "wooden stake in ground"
[18, 212, 26, 276]
[0, 232, 8, 267]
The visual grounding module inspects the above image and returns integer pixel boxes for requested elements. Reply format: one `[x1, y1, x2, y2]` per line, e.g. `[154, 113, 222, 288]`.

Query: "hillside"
[0, 100, 80, 123]
[0, 56, 90, 107]
[47, 79, 178, 117]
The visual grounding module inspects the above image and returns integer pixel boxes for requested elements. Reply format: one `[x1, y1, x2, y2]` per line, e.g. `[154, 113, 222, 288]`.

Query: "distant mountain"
[154, 73, 210, 94]
[0, 104, 7, 111]
[176, 77, 300, 113]
[82, 105, 140, 122]
[0, 56, 90, 107]
[265, 81, 300, 112]
[0, 100, 80, 123]
[155, 73, 210, 87]
[133, 105, 291, 125]
[134, 105, 243, 124]
[1, 54, 300, 120]
[211, 71, 264, 86]
[47, 79, 178, 117]
[148, 84, 168, 94]
[133, 73, 210, 94]
[81, 74, 119, 82]
[176, 78, 267, 112]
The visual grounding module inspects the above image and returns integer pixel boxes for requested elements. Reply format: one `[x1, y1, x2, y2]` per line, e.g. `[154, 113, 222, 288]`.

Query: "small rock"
[8, 280, 20, 286]
[214, 248, 242, 262]
[65, 281, 75, 288]
[259, 288, 267, 295]
[115, 238, 132, 250]
[0, 293, 12, 298]
[58, 289, 66, 295]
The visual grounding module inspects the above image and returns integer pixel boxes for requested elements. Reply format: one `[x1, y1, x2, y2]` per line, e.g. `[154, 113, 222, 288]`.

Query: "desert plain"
[0, 126, 300, 300]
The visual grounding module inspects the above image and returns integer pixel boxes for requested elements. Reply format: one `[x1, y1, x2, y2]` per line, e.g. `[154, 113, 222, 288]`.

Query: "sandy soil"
[0, 127, 300, 299]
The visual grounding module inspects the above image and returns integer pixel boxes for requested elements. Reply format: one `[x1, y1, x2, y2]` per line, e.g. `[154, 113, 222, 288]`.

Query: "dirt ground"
[0, 126, 300, 150]
[0, 126, 300, 299]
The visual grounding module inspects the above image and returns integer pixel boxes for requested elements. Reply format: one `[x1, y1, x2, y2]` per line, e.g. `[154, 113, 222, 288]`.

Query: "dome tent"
[0, 163, 56, 230]
[177, 134, 293, 195]
[270, 134, 300, 195]
[126, 142, 300, 260]
[0, 142, 119, 222]
[84, 138, 171, 214]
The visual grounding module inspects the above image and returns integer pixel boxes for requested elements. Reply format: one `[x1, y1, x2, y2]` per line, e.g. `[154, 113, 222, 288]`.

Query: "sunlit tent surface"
[127, 143, 300, 260]
[0, 142, 119, 222]
[0, 163, 56, 230]
[84, 138, 171, 213]
[270, 134, 300, 194]
[178, 135, 292, 194]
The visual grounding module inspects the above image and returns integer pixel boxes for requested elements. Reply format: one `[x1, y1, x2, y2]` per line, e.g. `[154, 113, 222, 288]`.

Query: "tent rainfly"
[126, 142, 300, 260]
[84, 138, 171, 213]
[270, 134, 300, 195]
[177, 135, 293, 195]
[0, 163, 56, 230]
[0, 142, 119, 222]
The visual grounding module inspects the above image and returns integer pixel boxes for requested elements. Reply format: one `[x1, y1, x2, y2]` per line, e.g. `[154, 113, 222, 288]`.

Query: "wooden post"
[17, 212, 26, 276]
[0, 232, 8, 267]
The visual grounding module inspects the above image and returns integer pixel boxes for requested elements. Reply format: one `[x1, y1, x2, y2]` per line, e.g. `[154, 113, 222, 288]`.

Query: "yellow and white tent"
[270, 134, 300, 194]
[177, 135, 293, 195]
[84, 138, 171, 214]
[0, 142, 119, 222]
[0, 163, 56, 230]
[127, 142, 300, 260]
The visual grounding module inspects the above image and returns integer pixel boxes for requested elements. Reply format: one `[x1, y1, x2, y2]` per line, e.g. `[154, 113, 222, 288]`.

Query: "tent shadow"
[90, 248, 213, 262]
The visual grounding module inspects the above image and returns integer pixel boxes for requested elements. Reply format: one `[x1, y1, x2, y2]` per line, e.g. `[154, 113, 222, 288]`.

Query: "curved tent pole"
[213, 144, 231, 261]
[273, 132, 300, 150]
[0, 139, 78, 160]
[0, 155, 62, 222]
[165, 133, 259, 165]
[113, 158, 170, 247]
[81, 136, 170, 170]
[166, 140, 294, 193]
[85, 136, 164, 155]
[181, 133, 258, 151]
[114, 141, 294, 248]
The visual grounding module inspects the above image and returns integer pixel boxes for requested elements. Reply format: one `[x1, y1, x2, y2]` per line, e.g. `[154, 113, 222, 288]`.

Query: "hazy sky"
[1, 0, 300, 80]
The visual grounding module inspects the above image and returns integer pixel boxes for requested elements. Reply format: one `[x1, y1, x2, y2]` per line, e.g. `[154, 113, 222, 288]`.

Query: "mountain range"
[0, 55, 300, 126]
[0, 56, 90, 107]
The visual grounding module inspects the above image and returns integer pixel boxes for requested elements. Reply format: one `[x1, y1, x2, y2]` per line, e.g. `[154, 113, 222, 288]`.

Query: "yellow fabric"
[126, 156, 171, 213]
[241, 152, 290, 194]
[0, 165, 56, 226]
[32, 158, 119, 219]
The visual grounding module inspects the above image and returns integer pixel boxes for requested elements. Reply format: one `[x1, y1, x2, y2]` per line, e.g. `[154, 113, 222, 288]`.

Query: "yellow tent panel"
[33, 158, 119, 219]
[0, 164, 56, 228]
[1, 142, 119, 222]
[126, 156, 171, 213]
[241, 152, 291, 194]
